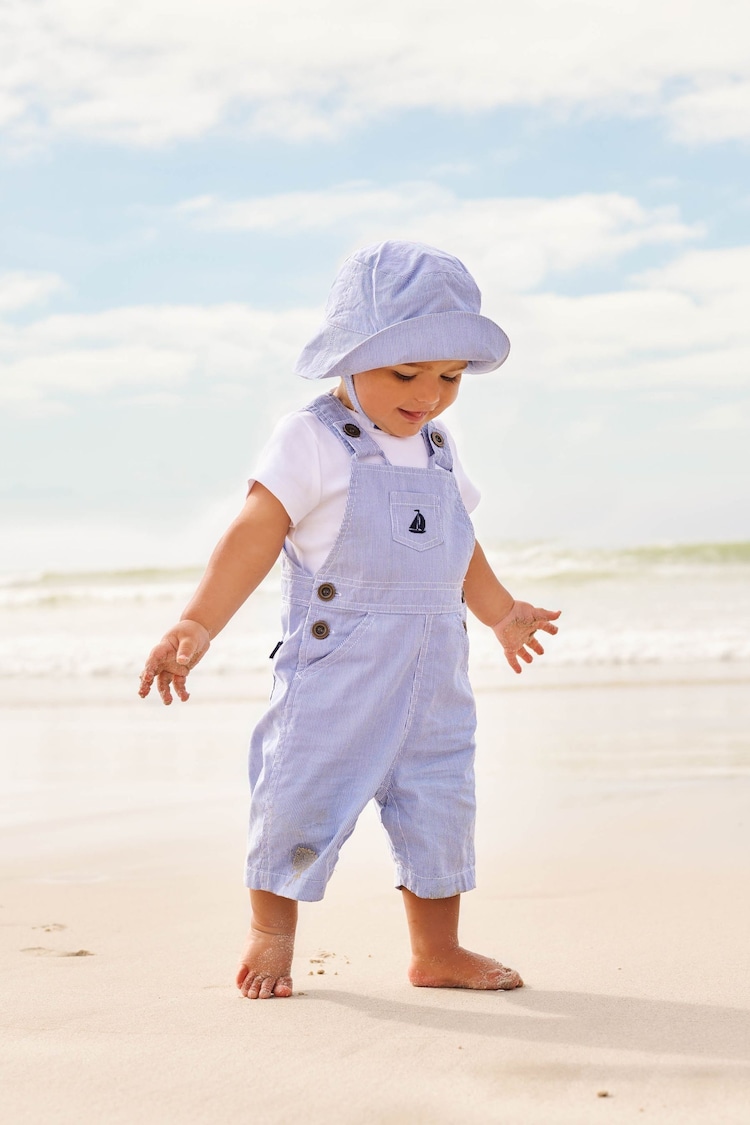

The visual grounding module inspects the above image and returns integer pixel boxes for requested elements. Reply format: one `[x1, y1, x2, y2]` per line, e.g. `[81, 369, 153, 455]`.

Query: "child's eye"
[393, 371, 416, 382]
[441, 375, 460, 383]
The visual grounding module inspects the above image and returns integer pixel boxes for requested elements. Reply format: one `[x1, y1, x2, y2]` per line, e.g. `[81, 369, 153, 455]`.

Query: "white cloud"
[0, 302, 318, 408]
[1, 0, 749, 148]
[633, 247, 750, 296]
[2, 347, 191, 403]
[182, 184, 702, 293]
[691, 402, 750, 430]
[666, 80, 750, 144]
[179, 185, 424, 232]
[0, 272, 66, 313]
[2, 239, 748, 411]
[509, 245, 750, 388]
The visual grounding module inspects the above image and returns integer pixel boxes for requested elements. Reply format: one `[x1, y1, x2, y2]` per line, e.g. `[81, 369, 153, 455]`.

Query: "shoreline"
[2, 657, 749, 705]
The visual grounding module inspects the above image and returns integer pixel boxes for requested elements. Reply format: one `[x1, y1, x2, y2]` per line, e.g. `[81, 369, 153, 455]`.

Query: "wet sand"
[2, 670, 749, 1123]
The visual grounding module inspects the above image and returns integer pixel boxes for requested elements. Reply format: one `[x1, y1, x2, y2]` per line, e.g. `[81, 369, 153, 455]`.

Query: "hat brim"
[295, 311, 510, 380]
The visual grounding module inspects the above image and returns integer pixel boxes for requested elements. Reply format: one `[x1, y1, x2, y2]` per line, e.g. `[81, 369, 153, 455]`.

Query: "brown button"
[343, 423, 361, 438]
[311, 621, 330, 639]
[317, 582, 336, 601]
[431, 431, 445, 448]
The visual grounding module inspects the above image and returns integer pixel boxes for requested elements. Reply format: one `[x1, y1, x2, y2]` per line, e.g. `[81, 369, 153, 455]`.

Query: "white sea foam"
[1, 541, 748, 678]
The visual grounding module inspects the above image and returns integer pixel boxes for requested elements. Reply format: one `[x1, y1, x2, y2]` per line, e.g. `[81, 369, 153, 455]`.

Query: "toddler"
[139, 241, 560, 1000]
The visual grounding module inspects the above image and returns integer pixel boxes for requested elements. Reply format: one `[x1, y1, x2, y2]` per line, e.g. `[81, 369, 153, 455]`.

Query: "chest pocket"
[390, 491, 443, 552]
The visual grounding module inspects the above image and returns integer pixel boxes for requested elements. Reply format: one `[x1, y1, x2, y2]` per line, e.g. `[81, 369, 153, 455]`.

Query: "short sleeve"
[248, 412, 324, 527]
[446, 432, 481, 514]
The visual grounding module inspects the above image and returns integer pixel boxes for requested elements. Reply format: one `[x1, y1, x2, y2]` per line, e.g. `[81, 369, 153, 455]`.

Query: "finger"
[139, 647, 172, 693]
[157, 670, 174, 705]
[536, 621, 559, 635]
[538, 608, 561, 620]
[175, 644, 195, 667]
[505, 652, 522, 674]
[173, 676, 190, 703]
[142, 641, 174, 674]
[518, 647, 533, 664]
[138, 670, 153, 698]
[527, 637, 545, 656]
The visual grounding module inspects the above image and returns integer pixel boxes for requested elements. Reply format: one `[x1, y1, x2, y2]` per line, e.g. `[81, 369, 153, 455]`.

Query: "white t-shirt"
[249, 394, 480, 576]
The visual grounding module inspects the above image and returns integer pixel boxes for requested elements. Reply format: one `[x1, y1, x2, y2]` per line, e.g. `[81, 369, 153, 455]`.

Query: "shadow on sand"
[307, 988, 750, 1063]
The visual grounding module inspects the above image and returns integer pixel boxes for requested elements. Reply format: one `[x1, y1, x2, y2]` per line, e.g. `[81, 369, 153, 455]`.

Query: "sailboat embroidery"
[409, 509, 426, 534]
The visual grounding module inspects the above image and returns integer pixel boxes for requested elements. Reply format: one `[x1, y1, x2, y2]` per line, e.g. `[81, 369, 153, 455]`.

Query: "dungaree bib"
[245, 393, 477, 901]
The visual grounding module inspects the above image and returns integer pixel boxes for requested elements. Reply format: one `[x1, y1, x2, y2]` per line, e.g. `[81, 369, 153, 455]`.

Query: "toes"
[236, 963, 250, 990]
[495, 966, 523, 990]
[238, 969, 262, 998]
[258, 975, 275, 999]
[247, 974, 263, 999]
[238, 971, 294, 999]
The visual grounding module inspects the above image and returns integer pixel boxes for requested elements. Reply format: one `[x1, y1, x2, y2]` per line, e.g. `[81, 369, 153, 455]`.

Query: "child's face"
[345, 360, 466, 437]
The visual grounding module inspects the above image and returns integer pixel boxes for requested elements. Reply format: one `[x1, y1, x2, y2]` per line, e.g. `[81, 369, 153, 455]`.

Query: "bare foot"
[236, 924, 295, 999]
[408, 946, 523, 991]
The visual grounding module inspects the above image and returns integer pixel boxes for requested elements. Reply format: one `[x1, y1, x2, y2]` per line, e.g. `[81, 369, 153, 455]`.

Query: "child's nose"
[414, 391, 440, 407]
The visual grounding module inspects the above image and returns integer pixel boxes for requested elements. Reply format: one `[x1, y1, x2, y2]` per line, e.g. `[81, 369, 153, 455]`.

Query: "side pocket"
[298, 611, 374, 677]
[390, 491, 443, 552]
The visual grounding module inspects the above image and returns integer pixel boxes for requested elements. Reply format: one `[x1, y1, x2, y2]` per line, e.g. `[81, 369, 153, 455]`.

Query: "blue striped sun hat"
[294, 241, 510, 380]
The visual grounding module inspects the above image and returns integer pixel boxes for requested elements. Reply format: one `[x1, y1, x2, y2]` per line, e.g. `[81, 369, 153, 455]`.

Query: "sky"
[1, 0, 749, 572]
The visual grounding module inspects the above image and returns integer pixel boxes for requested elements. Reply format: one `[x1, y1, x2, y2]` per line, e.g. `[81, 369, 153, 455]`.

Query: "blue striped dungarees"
[245, 393, 477, 901]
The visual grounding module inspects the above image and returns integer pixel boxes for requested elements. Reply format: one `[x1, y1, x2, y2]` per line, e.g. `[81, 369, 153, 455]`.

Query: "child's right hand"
[138, 619, 211, 705]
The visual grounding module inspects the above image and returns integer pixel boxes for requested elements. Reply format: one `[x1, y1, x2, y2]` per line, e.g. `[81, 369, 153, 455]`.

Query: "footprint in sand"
[21, 946, 94, 957]
[307, 949, 350, 976]
[32, 923, 67, 933]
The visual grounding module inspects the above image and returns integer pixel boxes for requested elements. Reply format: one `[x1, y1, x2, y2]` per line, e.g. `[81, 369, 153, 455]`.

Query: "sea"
[2, 539, 749, 684]
[2, 540, 749, 840]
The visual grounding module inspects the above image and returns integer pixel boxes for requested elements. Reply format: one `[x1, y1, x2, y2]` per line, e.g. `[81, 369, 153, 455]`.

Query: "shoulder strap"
[305, 393, 389, 462]
[423, 421, 454, 471]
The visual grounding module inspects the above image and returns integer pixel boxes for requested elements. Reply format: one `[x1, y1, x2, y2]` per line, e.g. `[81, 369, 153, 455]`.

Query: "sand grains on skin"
[235, 933, 522, 997]
[236, 928, 295, 1000]
[409, 948, 523, 991]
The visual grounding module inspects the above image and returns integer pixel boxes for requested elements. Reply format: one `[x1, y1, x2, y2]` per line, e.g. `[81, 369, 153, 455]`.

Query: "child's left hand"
[492, 601, 561, 674]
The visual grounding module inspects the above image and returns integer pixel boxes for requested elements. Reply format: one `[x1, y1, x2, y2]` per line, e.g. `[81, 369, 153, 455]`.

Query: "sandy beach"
[2, 656, 749, 1125]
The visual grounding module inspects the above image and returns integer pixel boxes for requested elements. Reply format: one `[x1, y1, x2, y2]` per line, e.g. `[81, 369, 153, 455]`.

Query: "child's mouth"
[398, 409, 428, 423]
